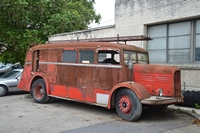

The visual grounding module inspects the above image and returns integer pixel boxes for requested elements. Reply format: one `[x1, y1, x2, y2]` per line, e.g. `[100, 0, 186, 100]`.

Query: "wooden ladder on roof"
[48, 35, 152, 44]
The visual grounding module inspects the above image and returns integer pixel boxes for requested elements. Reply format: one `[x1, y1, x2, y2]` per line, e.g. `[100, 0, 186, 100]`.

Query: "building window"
[62, 50, 76, 63]
[80, 50, 94, 63]
[148, 25, 167, 63]
[195, 20, 200, 61]
[148, 20, 200, 63]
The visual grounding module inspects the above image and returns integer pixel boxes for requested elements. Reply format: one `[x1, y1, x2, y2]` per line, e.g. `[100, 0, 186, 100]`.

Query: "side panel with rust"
[17, 63, 32, 91]
[95, 67, 123, 90]
[17, 50, 33, 91]
[76, 66, 95, 102]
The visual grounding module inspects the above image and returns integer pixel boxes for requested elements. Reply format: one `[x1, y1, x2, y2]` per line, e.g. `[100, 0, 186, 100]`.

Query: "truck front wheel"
[115, 89, 142, 121]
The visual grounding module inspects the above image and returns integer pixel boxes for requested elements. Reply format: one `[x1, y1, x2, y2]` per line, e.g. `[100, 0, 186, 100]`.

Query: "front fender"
[108, 81, 150, 109]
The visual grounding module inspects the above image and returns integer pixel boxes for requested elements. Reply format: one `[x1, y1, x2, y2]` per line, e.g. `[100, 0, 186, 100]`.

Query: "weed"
[195, 103, 200, 109]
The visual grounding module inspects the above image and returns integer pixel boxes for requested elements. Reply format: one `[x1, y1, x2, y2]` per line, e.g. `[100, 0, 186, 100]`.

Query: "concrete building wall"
[181, 69, 200, 91]
[115, 0, 200, 26]
[114, 0, 200, 48]
[48, 0, 200, 91]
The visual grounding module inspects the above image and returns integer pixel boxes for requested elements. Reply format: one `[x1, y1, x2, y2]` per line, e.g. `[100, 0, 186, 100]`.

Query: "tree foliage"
[0, 0, 101, 65]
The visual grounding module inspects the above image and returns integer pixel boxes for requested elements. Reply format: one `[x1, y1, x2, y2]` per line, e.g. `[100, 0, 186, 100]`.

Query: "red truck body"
[18, 41, 183, 121]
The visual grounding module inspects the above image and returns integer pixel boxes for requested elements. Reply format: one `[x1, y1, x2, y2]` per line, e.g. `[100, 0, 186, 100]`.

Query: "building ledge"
[48, 24, 115, 38]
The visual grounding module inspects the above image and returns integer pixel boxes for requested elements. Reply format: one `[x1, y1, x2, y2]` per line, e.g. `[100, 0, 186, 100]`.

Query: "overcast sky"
[89, 0, 115, 28]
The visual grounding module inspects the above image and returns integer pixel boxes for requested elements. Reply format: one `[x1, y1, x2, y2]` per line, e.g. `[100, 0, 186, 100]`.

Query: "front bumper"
[141, 95, 183, 105]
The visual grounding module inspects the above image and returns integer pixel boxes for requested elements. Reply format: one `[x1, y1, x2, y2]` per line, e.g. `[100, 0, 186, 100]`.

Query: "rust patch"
[39, 64, 47, 73]
[39, 49, 48, 62]
[47, 64, 57, 83]
[48, 49, 62, 62]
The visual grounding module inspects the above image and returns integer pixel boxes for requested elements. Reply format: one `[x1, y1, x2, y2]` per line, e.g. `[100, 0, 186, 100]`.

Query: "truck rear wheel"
[115, 89, 142, 121]
[31, 79, 50, 104]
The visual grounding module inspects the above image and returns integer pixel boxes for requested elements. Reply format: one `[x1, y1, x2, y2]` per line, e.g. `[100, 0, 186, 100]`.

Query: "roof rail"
[48, 35, 152, 44]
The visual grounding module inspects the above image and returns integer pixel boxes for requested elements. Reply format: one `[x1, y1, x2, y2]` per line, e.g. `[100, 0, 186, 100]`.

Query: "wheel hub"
[122, 102, 127, 108]
[119, 95, 132, 114]
[40, 88, 44, 94]
[35, 85, 44, 99]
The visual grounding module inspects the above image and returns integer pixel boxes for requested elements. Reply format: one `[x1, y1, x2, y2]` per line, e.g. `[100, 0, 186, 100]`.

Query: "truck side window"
[98, 50, 120, 64]
[62, 50, 76, 63]
[124, 51, 137, 65]
[80, 50, 94, 63]
[124, 50, 148, 64]
[138, 53, 148, 64]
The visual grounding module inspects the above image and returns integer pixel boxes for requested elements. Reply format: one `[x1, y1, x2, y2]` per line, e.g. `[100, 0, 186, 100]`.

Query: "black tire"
[193, 91, 200, 105]
[115, 89, 142, 121]
[147, 105, 168, 112]
[183, 91, 190, 106]
[0, 85, 8, 97]
[31, 79, 50, 104]
[189, 91, 196, 107]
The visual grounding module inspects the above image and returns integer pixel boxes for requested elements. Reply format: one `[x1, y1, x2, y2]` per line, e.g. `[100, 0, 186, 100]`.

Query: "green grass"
[195, 103, 200, 109]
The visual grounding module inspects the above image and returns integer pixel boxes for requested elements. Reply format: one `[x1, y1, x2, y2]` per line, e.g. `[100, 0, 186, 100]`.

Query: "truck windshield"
[124, 50, 148, 64]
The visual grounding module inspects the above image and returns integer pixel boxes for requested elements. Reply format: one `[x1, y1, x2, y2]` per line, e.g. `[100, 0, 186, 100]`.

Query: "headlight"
[157, 88, 163, 97]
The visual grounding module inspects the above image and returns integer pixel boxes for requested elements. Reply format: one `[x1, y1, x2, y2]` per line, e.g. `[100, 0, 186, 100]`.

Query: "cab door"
[94, 48, 123, 105]
[95, 48, 123, 90]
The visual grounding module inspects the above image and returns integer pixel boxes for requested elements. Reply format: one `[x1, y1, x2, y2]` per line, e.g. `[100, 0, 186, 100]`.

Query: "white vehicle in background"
[0, 69, 23, 96]
[0, 63, 21, 76]
[0, 64, 12, 76]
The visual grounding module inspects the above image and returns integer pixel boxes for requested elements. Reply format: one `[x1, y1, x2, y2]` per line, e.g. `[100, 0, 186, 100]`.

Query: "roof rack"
[48, 35, 152, 44]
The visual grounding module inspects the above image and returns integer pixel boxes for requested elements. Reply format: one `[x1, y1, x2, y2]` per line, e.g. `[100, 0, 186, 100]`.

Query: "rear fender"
[108, 81, 150, 109]
[29, 73, 50, 94]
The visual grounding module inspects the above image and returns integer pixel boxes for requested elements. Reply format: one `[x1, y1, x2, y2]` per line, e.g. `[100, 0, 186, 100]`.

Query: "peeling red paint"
[134, 64, 181, 97]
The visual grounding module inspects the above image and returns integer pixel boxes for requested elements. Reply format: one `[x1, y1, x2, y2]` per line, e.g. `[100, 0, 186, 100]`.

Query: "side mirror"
[124, 60, 133, 69]
[124, 59, 128, 66]
[17, 77, 21, 81]
[128, 60, 133, 70]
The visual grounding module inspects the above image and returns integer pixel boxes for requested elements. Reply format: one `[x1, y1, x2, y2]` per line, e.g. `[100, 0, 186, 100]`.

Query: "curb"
[168, 105, 200, 121]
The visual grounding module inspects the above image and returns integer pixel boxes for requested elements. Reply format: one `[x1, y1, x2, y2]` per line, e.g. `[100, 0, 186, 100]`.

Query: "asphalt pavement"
[0, 94, 200, 133]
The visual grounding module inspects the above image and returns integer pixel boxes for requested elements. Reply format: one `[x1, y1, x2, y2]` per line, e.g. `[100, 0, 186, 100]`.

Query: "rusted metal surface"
[17, 64, 32, 91]
[48, 35, 152, 43]
[134, 64, 180, 74]
[95, 67, 124, 90]
[141, 96, 183, 105]
[134, 64, 181, 97]
[47, 64, 57, 84]
[110, 81, 150, 100]
[31, 42, 148, 53]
